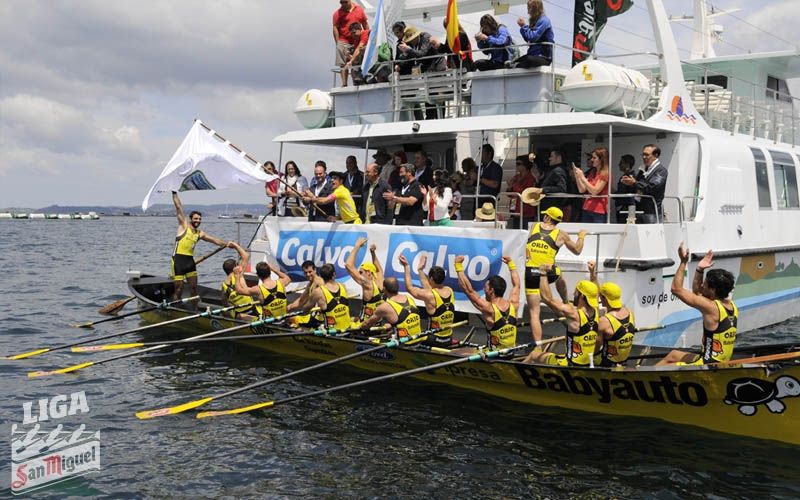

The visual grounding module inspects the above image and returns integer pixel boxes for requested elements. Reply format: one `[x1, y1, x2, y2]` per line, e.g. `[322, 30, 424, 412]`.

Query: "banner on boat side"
[263, 221, 527, 315]
[572, 0, 634, 66]
[11, 391, 100, 494]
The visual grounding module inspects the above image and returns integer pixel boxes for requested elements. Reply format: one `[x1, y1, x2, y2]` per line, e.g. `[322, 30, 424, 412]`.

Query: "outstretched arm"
[504, 256, 521, 311]
[538, 264, 575, 319]
[200, 233, 229, 247]
[234, 266, 263, 298]
[173, 191, 186, 228]
[454, 255, 493, 316]
[562, 230, 587, 255]
[345, 237, 367, 283]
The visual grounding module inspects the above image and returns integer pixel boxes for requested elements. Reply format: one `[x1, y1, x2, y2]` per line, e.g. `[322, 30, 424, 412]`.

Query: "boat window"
[749, 147, 771, 209]
[702, 75, 728, 90]
[769, 151, 798, 208]
[766, 76, 792, 103]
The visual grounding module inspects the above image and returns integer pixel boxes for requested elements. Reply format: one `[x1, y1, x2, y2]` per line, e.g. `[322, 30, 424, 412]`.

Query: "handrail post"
[607, 123, 613, 223]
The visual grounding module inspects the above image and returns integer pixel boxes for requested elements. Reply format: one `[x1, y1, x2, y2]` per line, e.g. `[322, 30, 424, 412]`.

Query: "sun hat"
[475, 202, 496, 221]
[360, 262, 377, 273]
[576, 280, 599, 308]
[521, 187, 546, 206]
[403, 26, 421, 43]
[290, 206, 308, 217]
[600, 282, 623, 309]
[542, 206, 563, 222]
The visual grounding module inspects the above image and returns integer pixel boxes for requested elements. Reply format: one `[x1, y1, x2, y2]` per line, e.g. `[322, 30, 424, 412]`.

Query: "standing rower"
[362, 278, 423, 344]
[523, 205, 586, 344]
[289, 264, 352, 330]
[344, 237, 385, 324]
[524, 263, 599, 366]
[309, 171, 362, 224]
[454, 255, 520, 351]
[400, 254, 455, 347]
[587, 261, 636, 367]
[658, 246, 738, 365]
[234, 261, 292, 320]
[170, 191, 231, 302]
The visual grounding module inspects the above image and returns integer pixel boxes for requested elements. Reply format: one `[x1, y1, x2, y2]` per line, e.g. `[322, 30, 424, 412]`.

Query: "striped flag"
[361, 0, 386, 73]
[445, 0, 461, 57]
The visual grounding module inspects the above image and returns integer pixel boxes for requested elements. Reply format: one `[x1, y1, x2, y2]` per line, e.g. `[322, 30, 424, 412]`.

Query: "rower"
[220, 242, 259, 318]
[524, 206, 587, 344]
[587, 261, 636, 367]
[344, 237, 385, 324]
[234, 261, 292, 320]
[454, 255, 520, 351]
[170, 191, 232, 303]
[658, 245, 738, 365]
[400, 254, 455, 347]
[524, 263, 599, 367]
[362, 278, 423, 344]
[287, 260, 325, 327]
[289, 263, 352, 330]
[308, 171, 362, 224]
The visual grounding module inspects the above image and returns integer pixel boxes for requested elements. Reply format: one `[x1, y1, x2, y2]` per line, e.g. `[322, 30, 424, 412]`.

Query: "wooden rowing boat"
[128, 274, 800, 445]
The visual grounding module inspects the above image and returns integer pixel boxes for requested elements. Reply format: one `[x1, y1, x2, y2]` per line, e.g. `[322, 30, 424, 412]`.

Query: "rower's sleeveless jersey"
[602, 311, 635, 364]
[258, 280, 287, 318]
[361, 279, 384, 322]
[526, 223, 560, 268]
[221, 275, 258, 315]
[488, 302, 517, 350]
[387, 295, 422, 345]
[174, 226, 200, 256]
[565, 308, 598, 366]
[429, 288, 455, 340]
[701, 300, 738, 363]
[321, 282, 352, 330]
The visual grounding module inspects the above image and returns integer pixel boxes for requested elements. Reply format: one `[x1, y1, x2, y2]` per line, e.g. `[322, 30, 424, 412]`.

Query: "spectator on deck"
[344, 155, 364, 193]
[374, 150, 394, 185]
[614, 154, 638, 223]
[423, 169, 454, 226]
[396, 26, 445, 75]
[414, 150, 434, 188]
[262, 161, 281, 216]
[278, 161, 308, 217]
[574, 147, 610, 223]
[384, 150, 406, 190]
[459, 157, 478, 219]
[333, 0, 368, 87]
[384, 163, 424, 226]
[474, 15, 512, 71]
[620, 144, 667, 223]
[514, 0, 553, 69]
[478, 144, 503, 207]
[539, 148, 569, 214]
[507, 155, 537, 229]
[304, 160, 334, 222]
[345, 22, 370, 85]
[432, 19, 475, 72]
[450, 172, 464, 220]
[361, 163, 392, 224]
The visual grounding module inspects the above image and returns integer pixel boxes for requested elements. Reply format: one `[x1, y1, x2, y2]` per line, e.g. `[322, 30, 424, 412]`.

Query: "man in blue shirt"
[478, 144, 503, 207]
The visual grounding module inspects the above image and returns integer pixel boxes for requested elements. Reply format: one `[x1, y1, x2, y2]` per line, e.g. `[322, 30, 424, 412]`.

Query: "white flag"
[141, 121, 274, 211]
[361, 0, 385, 73]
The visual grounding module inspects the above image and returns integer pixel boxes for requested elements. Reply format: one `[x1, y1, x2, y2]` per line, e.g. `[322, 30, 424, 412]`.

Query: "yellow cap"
[575, 280, 599, 308]
[600, 282, 623, 309]
[360, 262, 377, 273]
[542, 206, 563, 222]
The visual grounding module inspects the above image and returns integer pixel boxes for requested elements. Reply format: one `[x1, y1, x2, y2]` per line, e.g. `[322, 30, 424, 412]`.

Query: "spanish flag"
[445, 0, 462, 58]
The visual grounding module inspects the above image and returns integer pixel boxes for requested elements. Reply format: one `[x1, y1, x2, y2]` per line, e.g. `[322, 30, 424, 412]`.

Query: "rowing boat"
[127, 273, 800, 445]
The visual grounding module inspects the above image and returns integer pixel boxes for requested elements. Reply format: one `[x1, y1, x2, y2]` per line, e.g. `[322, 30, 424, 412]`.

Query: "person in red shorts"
[333, 0, 368, 87]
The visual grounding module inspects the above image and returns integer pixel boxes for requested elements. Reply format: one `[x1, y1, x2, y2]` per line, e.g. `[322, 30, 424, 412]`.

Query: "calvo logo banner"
[276, 229, 368, 280]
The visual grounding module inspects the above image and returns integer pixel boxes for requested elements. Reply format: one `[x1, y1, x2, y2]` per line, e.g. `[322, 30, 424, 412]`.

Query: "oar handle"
[194, 245, 227, 265]
[634, 324, 665, 332]
[712, 350, 800, 366]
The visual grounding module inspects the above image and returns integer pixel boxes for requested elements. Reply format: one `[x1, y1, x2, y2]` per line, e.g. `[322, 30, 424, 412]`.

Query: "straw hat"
[402, 26, 421, 43]
[290, 206, 308, 217]
[475, 202, 496, 221]
[521, 187, 546, 206]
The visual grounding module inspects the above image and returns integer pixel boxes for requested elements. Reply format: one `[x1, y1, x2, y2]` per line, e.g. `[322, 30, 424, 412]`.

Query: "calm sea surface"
[1, 218, 798, 499]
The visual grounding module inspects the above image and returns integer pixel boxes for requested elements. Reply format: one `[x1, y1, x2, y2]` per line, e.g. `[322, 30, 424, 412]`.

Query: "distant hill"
[2, 204, 268, 217]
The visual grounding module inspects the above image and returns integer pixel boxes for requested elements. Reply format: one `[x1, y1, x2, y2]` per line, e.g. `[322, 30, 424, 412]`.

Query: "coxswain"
[454, 255, 520, 351]
[289, 263, 352, 330]
[587, 261, 636, 367]
[524, 263, 599, 366]
[170, 191, 232, 303]
[344, 237, 385, 324]
[523, 205, 586, 344]
[361, 278, 423, 344]
[658, 245, 737, 365]
[220, 242, 259, 318]
[400, 254, 455, 347]
[234, 260, 292, 320]
[308, 171, 362, 224]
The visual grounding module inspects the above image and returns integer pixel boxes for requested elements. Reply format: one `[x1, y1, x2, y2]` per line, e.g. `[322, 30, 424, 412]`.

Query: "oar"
[628, 341, 800, 362]
[73, 296, 200, 329]
[98, 296, 135, 315]
[195, 340, 533, 419]
[194, 245, 227, 266]
[26, 308, 317, 378]
[80, 316, 388, 353]
[711, 350, 800, 366]
[136, 320, 469, 419]
[7, 296, 201, 360]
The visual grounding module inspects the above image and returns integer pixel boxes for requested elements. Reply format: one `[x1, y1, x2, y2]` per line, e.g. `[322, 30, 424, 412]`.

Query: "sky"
[1, 0, 798, 209]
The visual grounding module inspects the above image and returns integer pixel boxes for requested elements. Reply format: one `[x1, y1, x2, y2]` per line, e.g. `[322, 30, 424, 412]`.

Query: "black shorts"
[525, 266, 561, 295]
[172, 254, 197, 280]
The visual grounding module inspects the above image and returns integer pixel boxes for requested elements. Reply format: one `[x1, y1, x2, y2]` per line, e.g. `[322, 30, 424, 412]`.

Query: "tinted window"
[750, 147, 771, 208]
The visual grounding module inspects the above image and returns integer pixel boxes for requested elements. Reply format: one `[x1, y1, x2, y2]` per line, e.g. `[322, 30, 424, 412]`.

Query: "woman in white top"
[422, 169, 453, 226]
[278, 161, 309, 217]
[449, 172, 464, 220]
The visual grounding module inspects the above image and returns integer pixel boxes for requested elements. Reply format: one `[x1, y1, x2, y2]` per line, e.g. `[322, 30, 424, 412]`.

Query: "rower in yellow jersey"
[344, 237, 385, 325]
[523, 206, 586, 345]
[362, 278, 423, 345]
[309, 171, 362, 224]
[400, 254, 455, 347]
[220, 242, 259, 318]
[171, 191, 232, 302]
[454, 255, 520, 351]
[233, 260, 292, 320]
[287, 260, 325, 328]
[587, 261, 636, 367]
[658, 245, 738, 365]
[524, 263, 599, 367]
[289, 263, 352, 330]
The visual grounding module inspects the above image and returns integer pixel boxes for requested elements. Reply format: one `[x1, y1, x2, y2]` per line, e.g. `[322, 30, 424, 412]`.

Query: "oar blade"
[6, 348, 51, 360]
[136, 397, 214, 420]
[73, 322, 96, 329]
[71, 343, 144, 353]
[196, 401, 275, 419]
[98, 296, 135, 315]
[27, 362, 94, 378]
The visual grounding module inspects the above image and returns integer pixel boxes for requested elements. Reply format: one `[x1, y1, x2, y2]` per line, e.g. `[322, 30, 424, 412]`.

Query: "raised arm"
[671, 243, 718, 316]
[230, 242, 250, 269]
[271, 263, 292, 287]
[370, 243, 384, 285]
[562, 229, 587, 255]
[172, 191, 186, 228]
[454, 255, 493, 316]
[400, 254, 434, 305]
[587, 260, 598, 286]
[538, 264, 575, 319]
[345, 237, 368, 283]
[693, 249, 714, 295]
[503, 256, 521, 310]
[234, 266, 263, 298]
